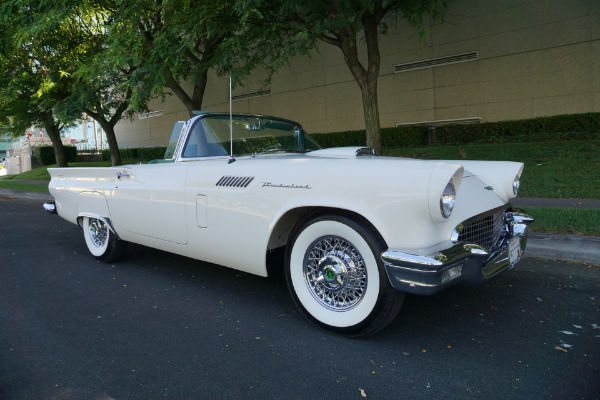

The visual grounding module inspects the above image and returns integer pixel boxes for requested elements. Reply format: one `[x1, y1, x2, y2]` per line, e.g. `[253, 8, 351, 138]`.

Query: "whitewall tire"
[82, 216, 127, 262]
[285, 214, 404, 337]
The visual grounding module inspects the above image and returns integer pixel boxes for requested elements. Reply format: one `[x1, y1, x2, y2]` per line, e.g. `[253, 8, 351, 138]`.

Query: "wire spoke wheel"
[82, 216, 127, 262]
[304, 235, 367, 311]
[88, 218, 109, 249]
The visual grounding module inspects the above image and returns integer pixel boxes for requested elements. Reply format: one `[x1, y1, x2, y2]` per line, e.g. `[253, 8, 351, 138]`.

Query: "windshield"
[182, 114, 321, 158]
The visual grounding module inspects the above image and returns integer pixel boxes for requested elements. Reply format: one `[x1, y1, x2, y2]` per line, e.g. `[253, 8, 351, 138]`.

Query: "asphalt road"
[2, 196, 599, 400]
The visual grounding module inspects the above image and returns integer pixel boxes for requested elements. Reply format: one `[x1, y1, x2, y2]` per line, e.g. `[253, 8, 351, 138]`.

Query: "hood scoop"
[306, 147, 377, 158]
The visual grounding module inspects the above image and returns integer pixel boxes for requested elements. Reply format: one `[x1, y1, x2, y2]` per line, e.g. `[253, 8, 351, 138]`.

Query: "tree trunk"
[98, 122, 122, 166]
[361, 82, 381, 154]
[83, 107, 124, 167]
[336, 13, 383, 154]
[40, 113, 69, 168]
[45, 123, 69, 168]
[164, 67, 208, 117]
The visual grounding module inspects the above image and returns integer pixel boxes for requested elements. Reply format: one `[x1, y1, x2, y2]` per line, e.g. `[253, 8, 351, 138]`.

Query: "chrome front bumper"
[381, 209, 534, 295]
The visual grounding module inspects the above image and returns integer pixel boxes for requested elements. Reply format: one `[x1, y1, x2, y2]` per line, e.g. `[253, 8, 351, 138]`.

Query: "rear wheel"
[285, 214, 404, 337]
[82, 216, 127, 262]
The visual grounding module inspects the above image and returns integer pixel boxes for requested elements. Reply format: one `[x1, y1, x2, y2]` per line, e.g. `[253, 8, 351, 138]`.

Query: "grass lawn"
[0, 162, 111, 192]
[1, 161, 112, 181]
[0, 180, 50, 192]
[384, 139, 600, 199]
[520, 207, 600, 236]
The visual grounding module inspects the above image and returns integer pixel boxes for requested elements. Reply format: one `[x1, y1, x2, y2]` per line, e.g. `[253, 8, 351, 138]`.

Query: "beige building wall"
[115, 0, 600, 148]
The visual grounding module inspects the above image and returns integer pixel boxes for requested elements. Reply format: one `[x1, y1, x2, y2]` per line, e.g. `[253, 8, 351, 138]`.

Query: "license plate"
[508, 236, 521, 266]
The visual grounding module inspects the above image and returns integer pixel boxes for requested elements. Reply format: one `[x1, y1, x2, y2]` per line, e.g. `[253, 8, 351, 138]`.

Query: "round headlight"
[513, 174, 520, 196]
[440, 180, 456, 219]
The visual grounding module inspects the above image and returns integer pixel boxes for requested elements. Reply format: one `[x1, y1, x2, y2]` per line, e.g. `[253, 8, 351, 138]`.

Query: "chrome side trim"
[179, 155, 230, 163]
[43, 201, 57, 215]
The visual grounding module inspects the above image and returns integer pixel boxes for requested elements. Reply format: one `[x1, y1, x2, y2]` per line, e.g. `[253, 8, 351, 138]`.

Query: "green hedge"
[33, 145, 77, 165]
[434, 112, 600, 144]
[310, 126, 429, 148]
[309, 112, 600, 148]
[102, 146, 167, 162]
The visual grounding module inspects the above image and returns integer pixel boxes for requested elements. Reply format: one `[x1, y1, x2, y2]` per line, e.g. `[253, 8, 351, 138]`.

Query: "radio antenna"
[228, 75, 235, 164]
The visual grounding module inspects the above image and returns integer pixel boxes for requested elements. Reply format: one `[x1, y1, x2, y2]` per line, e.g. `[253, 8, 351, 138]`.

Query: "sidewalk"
[1, 181, 599, 265]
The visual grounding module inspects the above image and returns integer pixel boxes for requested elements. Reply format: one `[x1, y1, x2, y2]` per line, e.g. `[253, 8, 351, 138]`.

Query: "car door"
[107, 162, 190, 245]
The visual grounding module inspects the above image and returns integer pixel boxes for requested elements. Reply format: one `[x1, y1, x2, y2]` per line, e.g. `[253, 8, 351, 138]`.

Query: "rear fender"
[76, 191, 119, 238]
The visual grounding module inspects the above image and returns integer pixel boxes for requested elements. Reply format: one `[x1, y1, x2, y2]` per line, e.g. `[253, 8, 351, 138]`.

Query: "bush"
[433, 113, 600, 144]
[137, 147, 167, 161]
[33, 145, 77, 165]
[382, 126, 429, 147]
[101, 146, 167, 162]
[310, 130, 366, 148]
[308, 112, 600, 148]
[310, 126, 429, 149]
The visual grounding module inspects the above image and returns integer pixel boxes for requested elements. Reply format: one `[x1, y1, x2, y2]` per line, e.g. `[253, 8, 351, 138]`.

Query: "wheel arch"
[76, 191, 111, 221]
[266, 206, 387, 268]
[75, 191, 120, 239]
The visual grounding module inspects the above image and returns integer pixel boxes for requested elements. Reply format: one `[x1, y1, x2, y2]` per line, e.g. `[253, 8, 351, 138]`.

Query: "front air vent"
[393, 51, 478, 73]
[216, 176, 255, 188]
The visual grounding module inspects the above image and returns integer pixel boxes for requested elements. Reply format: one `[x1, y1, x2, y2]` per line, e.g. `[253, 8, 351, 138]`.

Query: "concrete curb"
[524, 233, 600, 265]
[0, 187, 53, 201]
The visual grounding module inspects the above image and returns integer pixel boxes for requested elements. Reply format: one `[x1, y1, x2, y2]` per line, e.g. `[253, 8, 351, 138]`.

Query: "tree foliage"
[246, 0, 447, 154]
[1, 0, 447, 165]
[0, 0, 83, 167]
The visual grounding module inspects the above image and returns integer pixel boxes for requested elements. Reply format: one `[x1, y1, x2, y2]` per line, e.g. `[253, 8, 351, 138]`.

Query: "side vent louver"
[394, 51, 478, 73]
[216, 176, 255, 188]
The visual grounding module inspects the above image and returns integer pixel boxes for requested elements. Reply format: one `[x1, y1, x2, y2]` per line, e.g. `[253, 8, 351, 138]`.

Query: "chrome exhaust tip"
[43, 201, 57, 215]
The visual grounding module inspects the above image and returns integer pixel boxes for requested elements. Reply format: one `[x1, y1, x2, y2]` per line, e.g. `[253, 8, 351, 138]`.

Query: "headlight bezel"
[512, 174, 520, 196]
[440, 180, 456, 219]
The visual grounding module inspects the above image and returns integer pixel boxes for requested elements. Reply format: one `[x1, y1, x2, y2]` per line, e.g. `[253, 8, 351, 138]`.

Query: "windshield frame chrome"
[173, 113, 319, 163]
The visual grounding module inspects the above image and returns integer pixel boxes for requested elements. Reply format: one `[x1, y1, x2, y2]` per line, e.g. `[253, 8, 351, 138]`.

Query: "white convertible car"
[44, 112, 533, 337]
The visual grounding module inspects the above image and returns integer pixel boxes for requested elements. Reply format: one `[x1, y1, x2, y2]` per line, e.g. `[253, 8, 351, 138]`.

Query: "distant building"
[114, 0, 600, 149]
[2, 119, 108, 174]
[29, 120, 108, 152]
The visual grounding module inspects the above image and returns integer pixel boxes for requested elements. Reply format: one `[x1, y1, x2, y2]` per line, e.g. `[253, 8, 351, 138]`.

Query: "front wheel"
[285, 214, 404, 337]
[82, 216, 127, 263]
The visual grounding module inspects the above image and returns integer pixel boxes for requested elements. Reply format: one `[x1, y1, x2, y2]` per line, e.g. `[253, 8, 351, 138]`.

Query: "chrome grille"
[458, 211, 505, 250]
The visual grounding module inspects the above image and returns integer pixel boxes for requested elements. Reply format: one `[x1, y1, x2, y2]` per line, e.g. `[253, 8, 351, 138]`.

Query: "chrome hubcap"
[303, 235, 367, 311]
[88, 219, 108, 248]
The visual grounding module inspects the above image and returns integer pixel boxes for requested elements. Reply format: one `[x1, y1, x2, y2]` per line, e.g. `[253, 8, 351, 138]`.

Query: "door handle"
[117, 171, 130, 179]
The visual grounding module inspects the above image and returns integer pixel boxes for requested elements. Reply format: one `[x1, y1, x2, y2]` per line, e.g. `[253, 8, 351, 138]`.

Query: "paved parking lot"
[2, 197, 599, 399]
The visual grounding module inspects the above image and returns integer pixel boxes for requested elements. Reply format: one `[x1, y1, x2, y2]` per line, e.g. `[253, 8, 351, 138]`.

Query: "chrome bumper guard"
[43, 201, 57, 215]
[381, 209, 534, 295]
